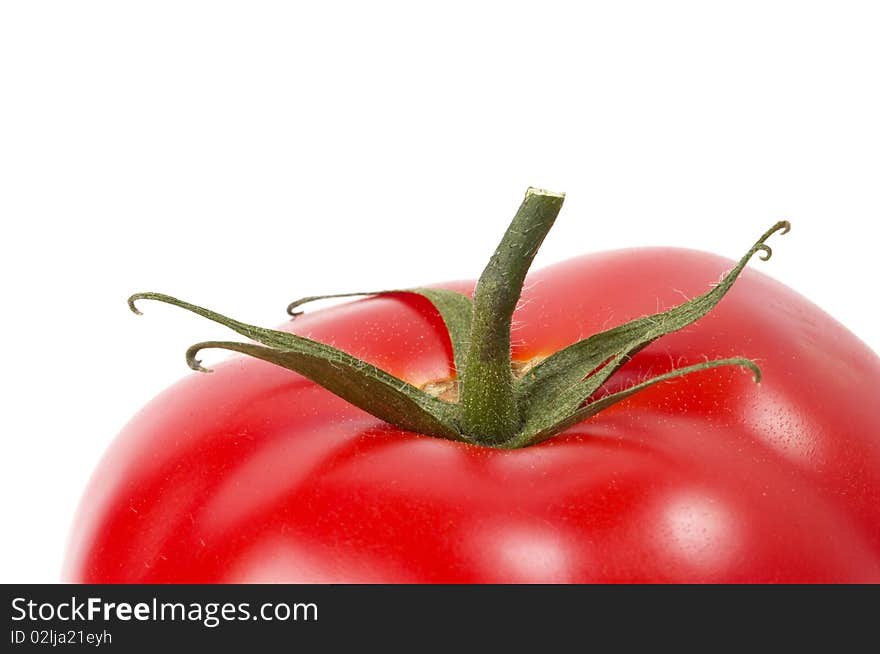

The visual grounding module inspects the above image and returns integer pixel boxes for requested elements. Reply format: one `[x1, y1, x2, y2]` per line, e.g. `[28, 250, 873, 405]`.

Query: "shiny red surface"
[65, 248, 880, 582]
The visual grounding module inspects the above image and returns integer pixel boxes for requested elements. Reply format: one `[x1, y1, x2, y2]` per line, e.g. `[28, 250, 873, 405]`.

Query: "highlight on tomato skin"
[64, 249, 880, 583]
[63, 190, 880, 583]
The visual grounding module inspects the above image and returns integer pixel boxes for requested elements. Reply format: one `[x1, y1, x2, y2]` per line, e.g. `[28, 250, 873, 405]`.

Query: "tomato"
[64, 246, 880, 583]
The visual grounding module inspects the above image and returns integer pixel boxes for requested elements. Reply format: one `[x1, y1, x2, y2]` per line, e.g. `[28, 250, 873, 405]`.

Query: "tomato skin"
[64, 248, 880, 583]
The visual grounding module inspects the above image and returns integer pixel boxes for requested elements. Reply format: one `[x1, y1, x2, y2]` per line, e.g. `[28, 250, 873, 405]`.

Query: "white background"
[1, 1, 878, 583]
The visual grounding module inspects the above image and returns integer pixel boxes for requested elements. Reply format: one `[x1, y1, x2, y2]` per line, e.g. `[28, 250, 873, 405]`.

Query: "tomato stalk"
[129, 189, 789, 449]
[458, 188, 565, 443]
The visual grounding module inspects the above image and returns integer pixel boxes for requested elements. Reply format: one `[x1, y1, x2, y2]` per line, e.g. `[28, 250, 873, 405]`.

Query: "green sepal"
[286, 288, 473, 374]
[129, 293, 466, 441]
[515, 221, 789, 438]
[505, 357, 761, 448]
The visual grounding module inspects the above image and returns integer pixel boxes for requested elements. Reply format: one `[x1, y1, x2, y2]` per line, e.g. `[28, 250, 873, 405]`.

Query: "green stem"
[458, 188, 566, 443]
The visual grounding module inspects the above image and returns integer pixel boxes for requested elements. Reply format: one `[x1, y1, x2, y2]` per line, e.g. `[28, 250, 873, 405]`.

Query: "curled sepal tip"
[753, 220, 790, 261]
[184, 343, 213, 373]
[127, 293, 148, 315]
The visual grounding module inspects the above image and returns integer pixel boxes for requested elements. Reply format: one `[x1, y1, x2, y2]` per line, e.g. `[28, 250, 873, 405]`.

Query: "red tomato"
[64, 248, 880, 582]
